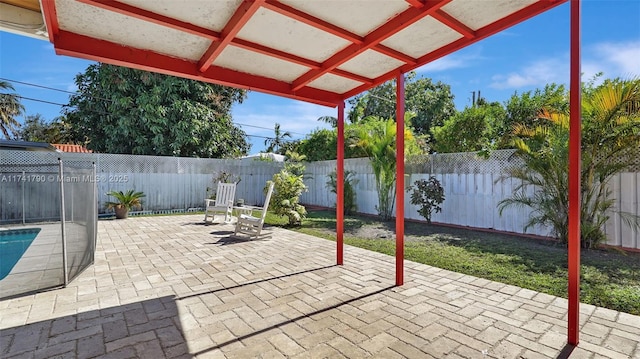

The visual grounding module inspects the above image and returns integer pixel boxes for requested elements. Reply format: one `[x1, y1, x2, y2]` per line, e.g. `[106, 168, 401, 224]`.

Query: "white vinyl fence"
[301, 151, 640, 250]
[0, 151, 281, 219]
[2, 150, 638, 249]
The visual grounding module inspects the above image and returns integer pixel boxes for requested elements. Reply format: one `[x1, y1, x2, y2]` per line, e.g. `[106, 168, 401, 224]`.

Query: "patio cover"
[37, 0, 569, 107]
[32, 0, 583, 346]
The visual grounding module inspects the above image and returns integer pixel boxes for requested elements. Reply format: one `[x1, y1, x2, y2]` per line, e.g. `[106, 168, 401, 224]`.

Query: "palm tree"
[317, 116, 337, 127]
[264, 122, 292, 153]
[352, 117, 398, 220]
[499, 77, 640, 247]
[0, 80, 24, 139]
[316, 96, 368, 128]
[352, 114, 420, 220]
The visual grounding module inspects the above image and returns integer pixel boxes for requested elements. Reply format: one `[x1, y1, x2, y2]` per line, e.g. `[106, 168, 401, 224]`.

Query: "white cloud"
[490, 41, 640, 90]
[586, 41, 640, 78]
[418, 56, 467, 73]
[490, 57, 568, 89]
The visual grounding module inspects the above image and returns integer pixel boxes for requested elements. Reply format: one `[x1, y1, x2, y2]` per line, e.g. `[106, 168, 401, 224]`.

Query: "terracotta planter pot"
[114, 206, 129, 219]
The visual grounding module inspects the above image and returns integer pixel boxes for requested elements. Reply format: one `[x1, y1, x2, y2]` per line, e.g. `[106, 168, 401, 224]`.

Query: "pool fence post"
[92, 162, 98, 252]
[71, 173, 74, 223]
[59, 158, 68, 286]
[22, 170, 26, 225]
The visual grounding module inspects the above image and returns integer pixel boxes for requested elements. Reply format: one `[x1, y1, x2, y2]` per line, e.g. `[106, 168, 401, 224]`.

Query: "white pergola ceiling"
[36, 0, 566, 106]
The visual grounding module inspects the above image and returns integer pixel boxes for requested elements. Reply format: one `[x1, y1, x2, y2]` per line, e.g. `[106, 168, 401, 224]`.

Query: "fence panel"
[604, 172, 639, 249]
[301, 151, 639, 250]
[3, 150, 638, 249]
[1, 152, 281, 217]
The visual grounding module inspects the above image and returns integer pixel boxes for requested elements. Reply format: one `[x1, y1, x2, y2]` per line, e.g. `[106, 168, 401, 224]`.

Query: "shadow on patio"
[1, 296, 188, 357]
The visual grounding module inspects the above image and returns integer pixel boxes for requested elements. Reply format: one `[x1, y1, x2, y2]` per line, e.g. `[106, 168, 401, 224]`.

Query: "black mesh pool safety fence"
[0, 157, 97, 299]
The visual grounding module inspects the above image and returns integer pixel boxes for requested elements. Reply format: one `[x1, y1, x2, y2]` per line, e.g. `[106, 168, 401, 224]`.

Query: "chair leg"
[224, 207, 233, 223]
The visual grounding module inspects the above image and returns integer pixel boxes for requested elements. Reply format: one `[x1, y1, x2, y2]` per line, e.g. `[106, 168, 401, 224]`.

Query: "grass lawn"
[265, 210, 640, 315]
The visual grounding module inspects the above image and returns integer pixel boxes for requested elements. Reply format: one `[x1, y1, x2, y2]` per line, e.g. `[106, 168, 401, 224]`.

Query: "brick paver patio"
[1, 215, 638, 358]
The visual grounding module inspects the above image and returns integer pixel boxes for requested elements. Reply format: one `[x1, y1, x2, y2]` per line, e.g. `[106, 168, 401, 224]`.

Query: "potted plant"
[105, 190, 145, 219]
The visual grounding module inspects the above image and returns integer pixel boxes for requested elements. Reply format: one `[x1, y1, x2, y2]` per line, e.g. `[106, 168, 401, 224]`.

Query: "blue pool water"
[0, 228, 41, 280]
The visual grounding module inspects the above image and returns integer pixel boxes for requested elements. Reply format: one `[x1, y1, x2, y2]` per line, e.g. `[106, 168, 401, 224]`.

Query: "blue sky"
[1, 0, 638, 154]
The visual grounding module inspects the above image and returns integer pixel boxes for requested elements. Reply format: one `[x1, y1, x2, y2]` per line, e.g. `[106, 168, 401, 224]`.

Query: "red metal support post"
[337, 101, 345, 266]
[395, 73, 405, 286]
[568, 0, 581, 346]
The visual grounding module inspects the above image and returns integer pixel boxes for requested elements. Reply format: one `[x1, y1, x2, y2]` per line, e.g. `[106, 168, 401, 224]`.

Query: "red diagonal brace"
[292, 0, 450, 91]
[431, 9, 475, 38]
[377, 45, 418, 65]
[232, 38, 321, 69]
[198, 0, 265, 72]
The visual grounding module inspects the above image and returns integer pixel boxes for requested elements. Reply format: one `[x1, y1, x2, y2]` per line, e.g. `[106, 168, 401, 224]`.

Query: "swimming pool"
[0, 228, 41, 280]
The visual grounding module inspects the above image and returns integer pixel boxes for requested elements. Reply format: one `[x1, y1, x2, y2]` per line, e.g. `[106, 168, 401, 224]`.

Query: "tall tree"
[64, 64, 249, 157]
[0, 80, 24, 139]
[499, 83, 568, 147]
[352, 115, 423, 220]
[431, 101, 506, 154]
[264, 122, 291, 153]
[347, 72, 455, 137]
[18, 114, 75, 144]
[295, 125, 372, 161]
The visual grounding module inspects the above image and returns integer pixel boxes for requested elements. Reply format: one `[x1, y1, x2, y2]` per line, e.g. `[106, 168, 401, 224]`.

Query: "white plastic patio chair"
[204, 182, 236, 224]
[234, 181, 274, 239]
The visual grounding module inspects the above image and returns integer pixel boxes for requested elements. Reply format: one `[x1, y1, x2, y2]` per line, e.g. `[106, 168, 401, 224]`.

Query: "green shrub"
[271, 170, 307, 226]
[105, 189, 145, 211]
[326, 170, 358, 215]
[271, 153, 308, 226]
[407, 176, 445, 223]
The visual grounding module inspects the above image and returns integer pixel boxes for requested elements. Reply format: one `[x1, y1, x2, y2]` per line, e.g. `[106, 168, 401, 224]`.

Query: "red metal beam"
[53, 31, 340, 107]
[78, 0, 219, 40]
[405, 0, 425, 8]
[293, 0, 450, 91]
[232, 38, 320, 69]
[377, 45, 418, 65]
[342, 0, 567, 99]
[568, 0, 581, 346]
[198, 0, 265, 72]
[336, 101, 345, 266]
[432, 9, 475, 38]
[395, 73, 405, 286]
[40, 0, 59, 42]
[332, 70, 372, 85]
[263, 0, 363, 44]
